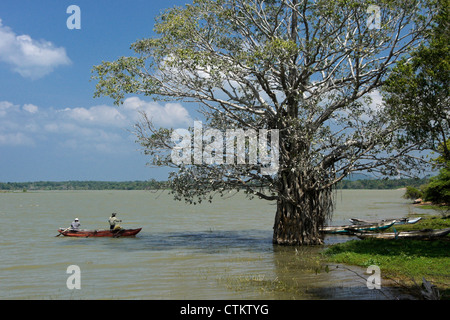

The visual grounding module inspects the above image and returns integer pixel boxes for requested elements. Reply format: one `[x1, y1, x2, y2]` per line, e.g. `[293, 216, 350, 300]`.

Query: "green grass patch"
[393, 215, 450, 232]
[323, 216, 450, 299]
[418, 204, 450, 211]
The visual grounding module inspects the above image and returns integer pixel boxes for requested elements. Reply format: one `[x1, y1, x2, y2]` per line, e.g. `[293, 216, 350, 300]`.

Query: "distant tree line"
[336, 178, 429, 190]
[0, 178, 428, 191]
[0, 179, 169, 191]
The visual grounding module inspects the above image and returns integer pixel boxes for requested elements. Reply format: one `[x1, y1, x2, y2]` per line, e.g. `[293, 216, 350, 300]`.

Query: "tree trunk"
[272, 170, 333, 245]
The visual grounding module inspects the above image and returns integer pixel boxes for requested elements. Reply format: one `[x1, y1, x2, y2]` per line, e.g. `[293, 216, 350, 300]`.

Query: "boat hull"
[355, 228, 450, 240]
[58, 228, 142, 237]
[349, 217, 422, 225]
[321, 221, 395, 234]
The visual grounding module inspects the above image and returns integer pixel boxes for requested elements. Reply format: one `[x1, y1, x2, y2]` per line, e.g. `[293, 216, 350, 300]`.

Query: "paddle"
[113, 227, 124, 238]
[55, 227, 69, 237]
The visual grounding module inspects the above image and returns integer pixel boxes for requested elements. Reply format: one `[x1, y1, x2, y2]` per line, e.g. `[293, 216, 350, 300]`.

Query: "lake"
[0, 189, 428, 300]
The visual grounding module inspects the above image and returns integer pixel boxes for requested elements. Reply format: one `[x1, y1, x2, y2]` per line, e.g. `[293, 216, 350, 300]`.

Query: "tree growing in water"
[93, 0, 436, 245]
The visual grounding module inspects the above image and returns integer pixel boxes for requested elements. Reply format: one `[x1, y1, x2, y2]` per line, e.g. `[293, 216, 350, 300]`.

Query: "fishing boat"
[321, 220, 395, 234]
[349, 217, 422, 225]
[355, 227, 450, 240]
[57, 228, 142, 237]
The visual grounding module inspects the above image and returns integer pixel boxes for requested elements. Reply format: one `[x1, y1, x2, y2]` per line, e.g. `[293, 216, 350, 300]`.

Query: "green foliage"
[408, 140, 450, 205]
[423, 167, 450, 204]
[434, 140, 450, 168]
[382, 0, 449, 159]
[403, 186, 424, 200]
[393, 215, 450, 232]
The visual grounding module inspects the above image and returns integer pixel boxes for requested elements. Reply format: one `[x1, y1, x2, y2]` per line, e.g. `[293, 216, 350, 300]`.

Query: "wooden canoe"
[355, 227, 450, 240]
[349, 217, 422, 225]
[321, 220, 395, 234]
[57, 228, 142, 237]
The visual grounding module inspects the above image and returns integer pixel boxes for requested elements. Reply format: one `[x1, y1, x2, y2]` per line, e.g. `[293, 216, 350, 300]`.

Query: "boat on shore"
[57, 228, 142, 237]
[355, 227, 450, 240]
[321, 220, 395, 234]
[349, 217, 422, 225]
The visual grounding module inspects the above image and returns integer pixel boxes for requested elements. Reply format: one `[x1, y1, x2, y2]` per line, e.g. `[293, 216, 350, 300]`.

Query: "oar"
[113, 226, 124, 238]
[113, 229, 123, 238]
[55, 227, 69, 237]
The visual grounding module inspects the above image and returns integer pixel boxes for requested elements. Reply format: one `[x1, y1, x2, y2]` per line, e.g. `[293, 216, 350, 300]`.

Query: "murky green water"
[0, 189, 427, 299]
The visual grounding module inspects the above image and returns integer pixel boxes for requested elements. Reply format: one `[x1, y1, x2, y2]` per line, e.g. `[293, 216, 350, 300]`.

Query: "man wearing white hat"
[70, 218, 81, 231]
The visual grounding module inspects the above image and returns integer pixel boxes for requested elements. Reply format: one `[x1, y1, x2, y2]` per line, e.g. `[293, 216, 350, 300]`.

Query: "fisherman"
[70, 218, 80, 231]
[108, 213, 122, 231]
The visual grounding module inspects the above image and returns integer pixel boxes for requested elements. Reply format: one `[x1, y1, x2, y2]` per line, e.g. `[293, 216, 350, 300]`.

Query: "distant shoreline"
[0, 178, 428, 191]
[0, 180, 168, 191]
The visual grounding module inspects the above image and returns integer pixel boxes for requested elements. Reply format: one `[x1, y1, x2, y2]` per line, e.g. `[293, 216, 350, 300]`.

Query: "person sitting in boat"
[70, 218, 80, 231]
[108, 213, 122, 231]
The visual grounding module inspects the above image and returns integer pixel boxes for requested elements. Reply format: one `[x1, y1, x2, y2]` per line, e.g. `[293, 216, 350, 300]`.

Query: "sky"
[0, 0, 195, 182]
[0, 1, 426, 183]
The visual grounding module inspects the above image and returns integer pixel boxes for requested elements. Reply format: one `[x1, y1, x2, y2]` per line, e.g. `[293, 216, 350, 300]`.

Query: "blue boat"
[321, 220, 395, 234]
[349, 217, 422, 225]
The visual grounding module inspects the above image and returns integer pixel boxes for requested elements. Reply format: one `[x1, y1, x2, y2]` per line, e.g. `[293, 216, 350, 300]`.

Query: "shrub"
[403, 186, 423, 200]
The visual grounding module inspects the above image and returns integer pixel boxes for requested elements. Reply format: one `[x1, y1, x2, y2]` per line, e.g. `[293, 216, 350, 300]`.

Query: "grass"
[393, 214, 450, 232]
[323, 215, 450, 299]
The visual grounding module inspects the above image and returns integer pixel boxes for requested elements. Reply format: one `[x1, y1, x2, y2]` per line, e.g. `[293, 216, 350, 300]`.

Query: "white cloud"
[0, 19, 71, 79]
[0, 98, 192, 153]
[0, 132, 34, 146]
[61, 105, 126, 127]
[123, 97, 192, 127]
[0, 100, 20, 117]
[61, 97, 193, 128]
[367, 89, 384, 110]
[23, 103, 38, 114]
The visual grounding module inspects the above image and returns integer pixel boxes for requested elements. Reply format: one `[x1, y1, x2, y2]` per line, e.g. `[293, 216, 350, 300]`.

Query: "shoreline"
[323, 213, 450, 300]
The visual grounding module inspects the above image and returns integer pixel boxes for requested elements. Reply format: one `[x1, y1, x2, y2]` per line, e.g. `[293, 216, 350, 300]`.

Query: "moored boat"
[355, 227, 450, 240]
[57, 228, 142, 237]
[349, 217, 422, 225]
[321, 220, 395, 234]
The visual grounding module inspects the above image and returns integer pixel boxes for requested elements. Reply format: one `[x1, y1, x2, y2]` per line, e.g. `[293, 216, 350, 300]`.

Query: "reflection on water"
[0, 190, 424, 299]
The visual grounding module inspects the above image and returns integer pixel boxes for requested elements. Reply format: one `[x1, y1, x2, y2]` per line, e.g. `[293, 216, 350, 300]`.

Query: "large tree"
[93, 0, 436, 245]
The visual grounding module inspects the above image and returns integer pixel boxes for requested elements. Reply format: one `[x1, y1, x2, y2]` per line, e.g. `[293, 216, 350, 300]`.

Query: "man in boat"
[70, 218, 80, 231]
[108, 213, 122, 231]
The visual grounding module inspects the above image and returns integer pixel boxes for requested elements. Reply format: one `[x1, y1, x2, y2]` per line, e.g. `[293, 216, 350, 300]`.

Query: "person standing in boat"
[108, 213, 122, 231]
[70, 218, 80, 231]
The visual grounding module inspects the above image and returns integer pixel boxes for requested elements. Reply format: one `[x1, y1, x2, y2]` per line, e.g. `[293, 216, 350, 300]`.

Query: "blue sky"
[0, 0, 194, 182]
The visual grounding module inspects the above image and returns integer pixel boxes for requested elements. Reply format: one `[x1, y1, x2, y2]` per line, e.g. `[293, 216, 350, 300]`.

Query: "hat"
[74, 218, 79, 221]
[111, 213, 116, 217]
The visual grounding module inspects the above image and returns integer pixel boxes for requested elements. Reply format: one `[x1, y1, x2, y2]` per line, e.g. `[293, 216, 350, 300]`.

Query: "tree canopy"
[382, 0, 449, 162]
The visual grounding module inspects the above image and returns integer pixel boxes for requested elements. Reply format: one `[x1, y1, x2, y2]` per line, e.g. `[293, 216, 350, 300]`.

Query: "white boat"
[349, 217, 421, 225]
[355, 227, 450, 240]
[321, 220, 395, 234]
